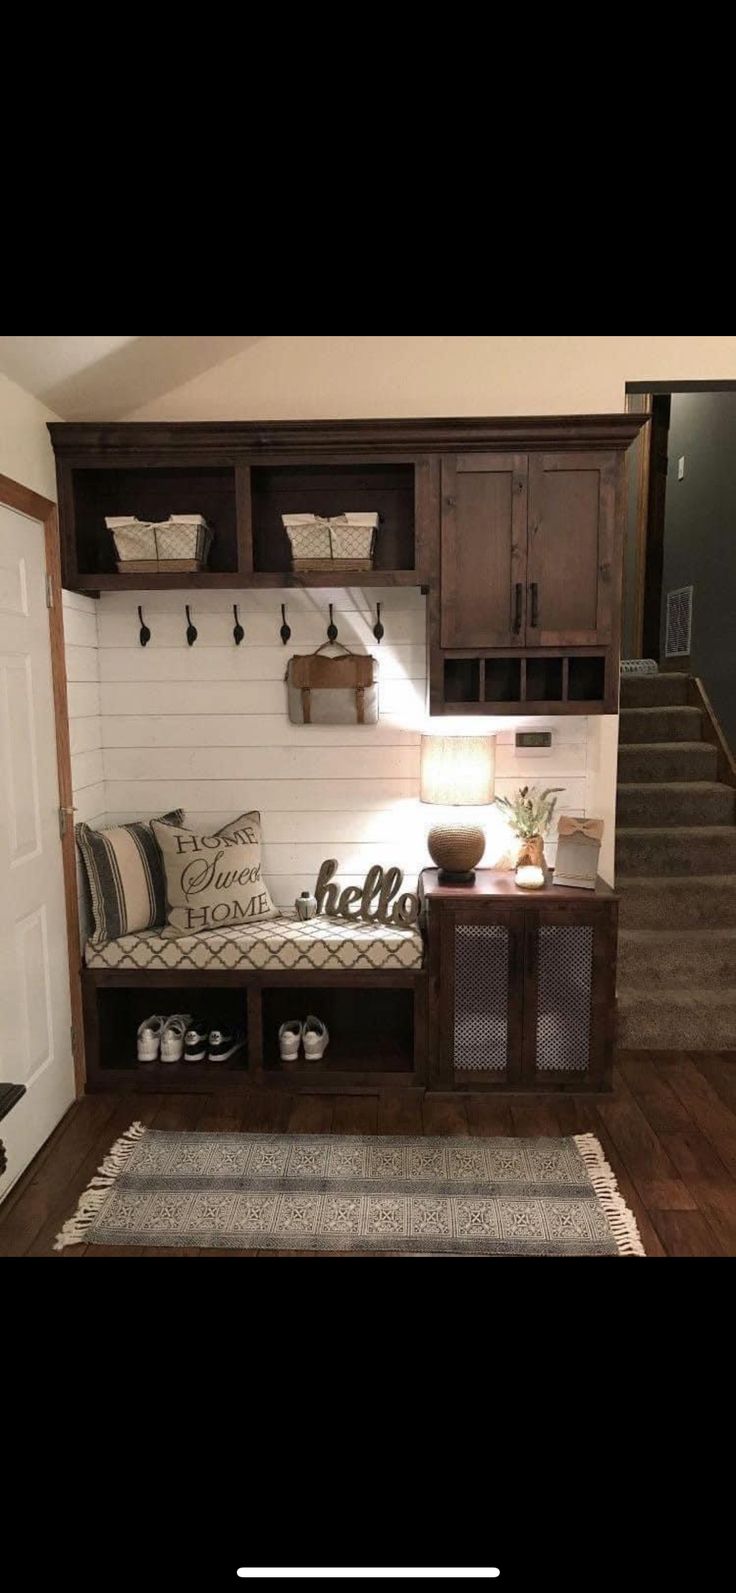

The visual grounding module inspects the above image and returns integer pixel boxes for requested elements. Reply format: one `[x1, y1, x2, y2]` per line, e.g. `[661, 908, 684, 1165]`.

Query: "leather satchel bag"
[285, 641, 379, 725]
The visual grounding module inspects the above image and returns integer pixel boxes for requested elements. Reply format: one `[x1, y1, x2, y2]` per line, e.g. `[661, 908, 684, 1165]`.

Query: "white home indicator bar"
[237, 1572, 500, 1581]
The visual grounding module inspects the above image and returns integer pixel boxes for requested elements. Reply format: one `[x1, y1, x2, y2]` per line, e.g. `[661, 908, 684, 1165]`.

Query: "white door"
[0, 501, 75, 1200]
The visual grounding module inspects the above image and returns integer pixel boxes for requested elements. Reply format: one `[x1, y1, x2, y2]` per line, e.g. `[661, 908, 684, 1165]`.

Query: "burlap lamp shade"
[420, 735, 496, 885]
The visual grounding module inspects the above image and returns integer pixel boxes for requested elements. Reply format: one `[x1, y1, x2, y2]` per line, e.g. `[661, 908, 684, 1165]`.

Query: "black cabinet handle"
[530, 582, 539, 628]
[513, 582, 522, 634]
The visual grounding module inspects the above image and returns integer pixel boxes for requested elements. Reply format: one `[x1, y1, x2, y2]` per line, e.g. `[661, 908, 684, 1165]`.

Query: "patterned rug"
[54, 1126, 645, 1255]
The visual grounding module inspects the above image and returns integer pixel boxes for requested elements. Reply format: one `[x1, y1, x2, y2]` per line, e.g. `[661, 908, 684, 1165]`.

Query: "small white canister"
[295, 889, 318, 920]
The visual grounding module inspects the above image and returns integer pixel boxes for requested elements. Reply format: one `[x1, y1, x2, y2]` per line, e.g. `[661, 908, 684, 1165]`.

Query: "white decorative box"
[553, 817, 604, 890]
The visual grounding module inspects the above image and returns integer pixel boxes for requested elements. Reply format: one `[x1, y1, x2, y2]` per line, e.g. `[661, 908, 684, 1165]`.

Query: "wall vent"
[665, 585, 693, 658]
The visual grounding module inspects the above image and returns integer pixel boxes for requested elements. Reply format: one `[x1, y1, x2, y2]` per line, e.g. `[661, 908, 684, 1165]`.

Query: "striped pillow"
[76, 811, 183, 947]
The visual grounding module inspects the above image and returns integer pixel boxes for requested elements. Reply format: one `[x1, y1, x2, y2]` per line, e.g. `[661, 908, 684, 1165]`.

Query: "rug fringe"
[573, 1132, 646, 1256]
[53, 1121, 147, 1251]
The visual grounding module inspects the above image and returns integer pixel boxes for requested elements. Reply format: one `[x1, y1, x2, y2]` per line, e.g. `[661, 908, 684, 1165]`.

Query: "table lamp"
[420, 734, 495, 884]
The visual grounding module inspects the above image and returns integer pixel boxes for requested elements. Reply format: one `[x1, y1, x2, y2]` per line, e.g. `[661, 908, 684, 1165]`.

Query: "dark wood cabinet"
[526, 451, 617, 646]
[440, 454, 527, 647]
[422, 869, 617, 1092]
[439, 448, 619, 651]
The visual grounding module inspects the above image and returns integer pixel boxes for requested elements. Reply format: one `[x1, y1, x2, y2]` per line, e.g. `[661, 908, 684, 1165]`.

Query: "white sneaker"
[279, 1020, 303, 1064]
[137, 1015, 165, 1063]
[160, 1014, 193, 1064]
[303, 1015, 329, 1063]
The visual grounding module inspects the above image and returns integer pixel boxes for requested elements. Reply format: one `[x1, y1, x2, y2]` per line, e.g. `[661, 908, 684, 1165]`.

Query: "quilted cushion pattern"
[84, 909, 424, 972]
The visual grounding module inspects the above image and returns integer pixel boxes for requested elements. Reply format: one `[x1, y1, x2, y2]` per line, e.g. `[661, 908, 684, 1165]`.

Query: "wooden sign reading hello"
[315, 859, 421, 927]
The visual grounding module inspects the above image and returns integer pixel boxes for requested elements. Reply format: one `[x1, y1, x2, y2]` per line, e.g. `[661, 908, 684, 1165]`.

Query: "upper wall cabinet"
[49, 423, 439, 593]
[440, 450, 617, 649]
[49, 416, 643, 717]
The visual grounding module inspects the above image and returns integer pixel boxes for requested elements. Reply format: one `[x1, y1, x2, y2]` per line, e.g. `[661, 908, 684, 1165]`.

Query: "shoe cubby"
[483, 657, 522, 702]
[525, 656, 564, 703]
[567, 655, 606, 702]
[444, 657, 482, 703]
[85, 980, 249, 1090]
[259, 982, 421, 1086]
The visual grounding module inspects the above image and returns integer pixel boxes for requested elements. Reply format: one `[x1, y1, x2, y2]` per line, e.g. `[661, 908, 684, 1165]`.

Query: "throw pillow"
[151, 811, 277, 934]
[76, 810, 184, 947]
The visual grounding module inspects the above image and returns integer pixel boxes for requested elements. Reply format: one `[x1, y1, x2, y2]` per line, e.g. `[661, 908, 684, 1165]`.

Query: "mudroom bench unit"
[81, 912, 428, 1093]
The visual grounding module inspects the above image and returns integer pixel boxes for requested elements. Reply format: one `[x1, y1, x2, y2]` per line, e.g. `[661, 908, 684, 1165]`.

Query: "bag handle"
[310, 639, 359, 658]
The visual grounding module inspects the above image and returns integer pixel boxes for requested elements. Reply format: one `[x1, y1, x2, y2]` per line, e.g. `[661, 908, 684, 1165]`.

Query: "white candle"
[515, 864, 545, 889]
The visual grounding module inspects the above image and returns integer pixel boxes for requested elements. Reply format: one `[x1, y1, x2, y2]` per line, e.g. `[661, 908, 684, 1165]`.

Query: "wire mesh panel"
[454, 922, 509, 1072]
[536, 923, 593, 1072]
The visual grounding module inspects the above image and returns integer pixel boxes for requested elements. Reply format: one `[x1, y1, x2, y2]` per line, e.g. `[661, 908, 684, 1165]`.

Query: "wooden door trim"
[624, 392, 652, 658]
[0, 472, 84, 1096]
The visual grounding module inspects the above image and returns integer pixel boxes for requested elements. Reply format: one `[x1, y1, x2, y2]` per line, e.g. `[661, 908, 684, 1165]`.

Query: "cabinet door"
[441, 907, 524, 1086]
[526, 452, 618, 645]
[522, 906, 614, 1086]
[441, 454, 528, 647]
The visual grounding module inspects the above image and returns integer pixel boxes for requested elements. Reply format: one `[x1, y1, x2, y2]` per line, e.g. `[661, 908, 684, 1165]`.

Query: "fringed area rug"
[54, 1126, 645, 1255]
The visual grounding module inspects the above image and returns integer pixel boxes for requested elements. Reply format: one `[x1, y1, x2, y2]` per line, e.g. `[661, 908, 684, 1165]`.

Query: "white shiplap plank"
[62, 588, 98, 614]
[102, 745, 420, 783]
[65, 645, 100, 683]
[71, 748, 105, 792]
[62, 606, 99, 649]
[99, 677, 427, 720]
[69, 716, 103, 756]
[495, 744, 586, 778]
[98, 644, 426, 684]
[104, 779, 418, 813]
[73, 783, 107, 823]
[67, 681, 102, 719]
[101, 715, 420, 749]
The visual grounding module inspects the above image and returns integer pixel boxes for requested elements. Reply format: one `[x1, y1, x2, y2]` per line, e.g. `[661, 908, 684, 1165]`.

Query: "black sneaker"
[183, 1018, 210, 1064]
[208, 1026, 246, 1064]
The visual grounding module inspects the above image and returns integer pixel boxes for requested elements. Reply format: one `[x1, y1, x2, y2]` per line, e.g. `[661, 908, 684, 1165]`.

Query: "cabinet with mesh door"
[421, 870, 617, 1091]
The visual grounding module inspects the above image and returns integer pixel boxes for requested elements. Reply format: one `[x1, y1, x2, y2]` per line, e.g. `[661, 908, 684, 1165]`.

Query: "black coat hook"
[373, 602, 384, 644]
[280, 603, 291, 646]
[185, 605, 197, 646]
[138, 606, 151, 647]
[327, 603, 338, 644]
[233, 604, 244, 646]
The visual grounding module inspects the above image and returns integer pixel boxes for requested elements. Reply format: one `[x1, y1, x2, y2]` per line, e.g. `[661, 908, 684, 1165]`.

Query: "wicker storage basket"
[106, 515, 213, 573]
[282, 512, 378, 571]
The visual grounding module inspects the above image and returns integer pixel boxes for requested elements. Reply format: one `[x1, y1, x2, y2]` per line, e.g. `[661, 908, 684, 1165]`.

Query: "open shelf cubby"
[568, 655, 606, 701]
[260, 986, 415, 1076]
[444, 658, 482, 703]
[250, 462, 416, 575]
[525, 657, 564, 702]
[94, 985, 248, 1082]
[70, 465, 239, 577]
[484, 657, 522, 702]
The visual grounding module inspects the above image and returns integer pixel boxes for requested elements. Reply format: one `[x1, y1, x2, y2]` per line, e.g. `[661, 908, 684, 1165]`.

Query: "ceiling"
[0, 336, 260, 419]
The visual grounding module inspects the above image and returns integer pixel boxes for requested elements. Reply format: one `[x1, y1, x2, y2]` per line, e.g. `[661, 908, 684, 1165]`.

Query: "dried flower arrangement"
[493, 785, 564, 869]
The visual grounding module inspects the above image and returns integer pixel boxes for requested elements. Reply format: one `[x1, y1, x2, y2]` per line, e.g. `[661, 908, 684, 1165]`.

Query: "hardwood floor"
[1, 1054, 735, 1256]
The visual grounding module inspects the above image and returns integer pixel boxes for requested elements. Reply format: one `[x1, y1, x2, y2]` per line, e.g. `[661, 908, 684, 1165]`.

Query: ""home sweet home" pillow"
[151, 811, 277, 935]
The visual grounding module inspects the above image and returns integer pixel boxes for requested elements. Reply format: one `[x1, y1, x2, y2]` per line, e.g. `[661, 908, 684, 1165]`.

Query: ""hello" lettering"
[314, 859, 420, 927]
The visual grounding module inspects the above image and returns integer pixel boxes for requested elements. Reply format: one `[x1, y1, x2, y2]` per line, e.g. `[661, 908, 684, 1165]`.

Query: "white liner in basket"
[282, 512, 378, 562]
[105, 515, 212, 563]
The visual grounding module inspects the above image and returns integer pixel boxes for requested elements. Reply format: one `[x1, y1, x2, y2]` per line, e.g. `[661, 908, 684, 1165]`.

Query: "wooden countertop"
[419, 867, 617, 902]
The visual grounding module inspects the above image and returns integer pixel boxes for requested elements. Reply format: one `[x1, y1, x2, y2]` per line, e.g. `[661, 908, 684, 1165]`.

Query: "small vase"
[295, 890, 318, 920]
[516, 834, 546, 870]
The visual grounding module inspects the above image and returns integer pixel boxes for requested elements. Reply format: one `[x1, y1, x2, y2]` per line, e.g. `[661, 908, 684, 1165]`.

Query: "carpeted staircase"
[616, 672, 736, 1050]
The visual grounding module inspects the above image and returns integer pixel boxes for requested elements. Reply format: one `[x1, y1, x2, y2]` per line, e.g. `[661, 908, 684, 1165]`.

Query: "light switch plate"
[678, 455, 685, 480]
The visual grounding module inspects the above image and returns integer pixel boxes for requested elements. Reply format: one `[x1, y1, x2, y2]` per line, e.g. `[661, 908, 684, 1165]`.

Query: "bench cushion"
[84, 909, 424, 972]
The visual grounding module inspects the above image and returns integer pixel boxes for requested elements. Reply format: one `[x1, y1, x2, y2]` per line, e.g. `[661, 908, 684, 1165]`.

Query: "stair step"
[616, 781, 736, 827]
[617, 988, 736, 1050]
[617, 741, 718, 783]
[619, 705, 703, 744]
[618, 928, 736, 988]
[616, 826, 736, 876]
[618, 875, 736, 929]
[620, 673, 690, 708]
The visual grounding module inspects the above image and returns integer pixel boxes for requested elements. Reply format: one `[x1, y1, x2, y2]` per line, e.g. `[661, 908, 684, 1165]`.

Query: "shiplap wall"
[74, 587, 593, 909]
[62, 590, 104, 825]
